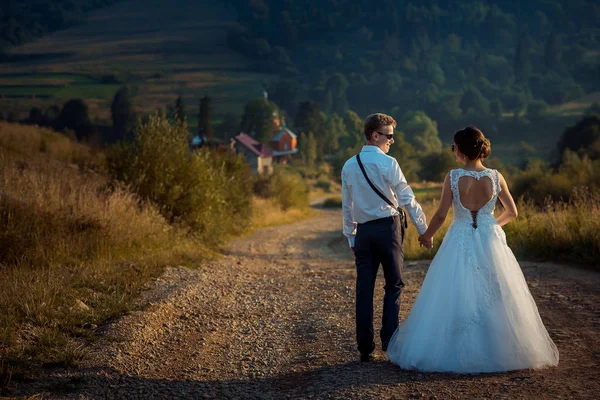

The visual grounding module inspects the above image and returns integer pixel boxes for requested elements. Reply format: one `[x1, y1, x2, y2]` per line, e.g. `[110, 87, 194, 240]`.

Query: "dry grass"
[0, 122, 102, 168]
[251, 197, 314, 229]
[505, 189, 600, 265]
[0, 123, 206, 380]
[402, 185, 599, 266]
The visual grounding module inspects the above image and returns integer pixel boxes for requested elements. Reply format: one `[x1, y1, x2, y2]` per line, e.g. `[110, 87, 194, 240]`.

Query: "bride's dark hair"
[453, 126, 491, 160]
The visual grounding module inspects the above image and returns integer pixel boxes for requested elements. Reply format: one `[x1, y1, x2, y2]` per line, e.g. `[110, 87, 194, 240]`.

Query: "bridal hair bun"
[453, 126, 491, 160]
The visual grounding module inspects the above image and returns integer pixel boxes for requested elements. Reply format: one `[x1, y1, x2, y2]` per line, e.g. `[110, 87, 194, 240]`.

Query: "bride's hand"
[419, 235, 434, 249]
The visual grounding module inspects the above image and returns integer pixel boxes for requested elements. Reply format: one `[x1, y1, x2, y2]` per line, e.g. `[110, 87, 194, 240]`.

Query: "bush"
[322, 196, 342, 208]
[504, 188, 600, 265]
[315, 179, 332, 192]
[269, 171, 310, 210]
[526, 100, 549, 117]
[512, 153, 600, 204]
[0, 123, 205, 377]
[107, 113, 252, 242]
[418, 150, 456, 182]
[253, 170, 309, 210]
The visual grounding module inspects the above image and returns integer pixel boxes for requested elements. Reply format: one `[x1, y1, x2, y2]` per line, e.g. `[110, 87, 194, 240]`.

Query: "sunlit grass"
[0, 122, 206, 375]
[251, 197, 314, 229]
[403, 184, 599, 266]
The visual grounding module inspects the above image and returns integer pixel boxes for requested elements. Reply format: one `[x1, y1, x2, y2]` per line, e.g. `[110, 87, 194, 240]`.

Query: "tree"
[514, 35, 532, 83]
[324, 73, 349, 114]
[269, 79, 301, 117]
[419, 150, 456, 182]
[401, 111, 442, 154]
[295, 101, 325, 137]
[526, 100, 549, 118]
[28, 107, 46, 125]
[558, 114, 600, 160]
[501, 90, 528, 116]
[299, 132, 318, 168]
[388, 131, 420, 181]
[490, 100, 503, 117]
[215, 113, 240, 142]
[295, 101, 326, 160]
[199, 96, 213, 139]
[544, 32, 561, 71]
[343, 110, 363, 136]
[174, 96, 186, 124]
[324, 113, 345, 154]
[44, 105, 61, 123]
[240, 98, 279, 143]
[460, 87, 490, 116]
[6, 111, 19, 123]
[111, 86, 135, 140]
[55, 99, 92, 139]
[473, 52, 485, 79]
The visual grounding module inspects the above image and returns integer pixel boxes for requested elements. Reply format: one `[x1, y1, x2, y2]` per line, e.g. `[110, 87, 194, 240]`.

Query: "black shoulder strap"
[356, 153, 395, 208]
[356, 154, 408, 228]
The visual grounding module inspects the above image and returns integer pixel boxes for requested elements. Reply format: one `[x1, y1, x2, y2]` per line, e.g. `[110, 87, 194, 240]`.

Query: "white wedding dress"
[386, 168, 559, 373]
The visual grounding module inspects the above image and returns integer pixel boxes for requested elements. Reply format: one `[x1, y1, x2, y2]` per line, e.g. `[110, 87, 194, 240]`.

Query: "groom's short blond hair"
[364, 113, 396, 141]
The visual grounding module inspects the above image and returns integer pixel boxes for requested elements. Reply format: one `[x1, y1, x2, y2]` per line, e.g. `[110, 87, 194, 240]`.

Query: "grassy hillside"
[0, 0, 275, 130]
[0, 122, 211, 384]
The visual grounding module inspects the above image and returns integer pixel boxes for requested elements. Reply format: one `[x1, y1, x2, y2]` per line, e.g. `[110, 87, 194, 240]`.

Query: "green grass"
[0, 72, 120, 100]
[54, 84, 121, 99]
[0, 73, 96, 83]
[413, 186, 442, 203]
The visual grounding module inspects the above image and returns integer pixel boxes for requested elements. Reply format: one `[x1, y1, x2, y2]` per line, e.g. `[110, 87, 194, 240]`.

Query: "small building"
[269, 121, 298, 164]
[190, 135, 224, 150]
[232, 133, 273, 175]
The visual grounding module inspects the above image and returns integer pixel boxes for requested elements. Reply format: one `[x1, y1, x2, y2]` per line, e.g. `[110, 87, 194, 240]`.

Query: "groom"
[341, 113, 431, 362]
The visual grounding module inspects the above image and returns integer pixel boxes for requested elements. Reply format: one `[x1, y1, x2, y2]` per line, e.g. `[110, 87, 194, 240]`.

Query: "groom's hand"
[350, 247, 355, 257]
[418, 235, 434, 249]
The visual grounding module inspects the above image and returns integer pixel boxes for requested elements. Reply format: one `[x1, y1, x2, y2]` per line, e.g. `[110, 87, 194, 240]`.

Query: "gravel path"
[11, 209, 600, 399]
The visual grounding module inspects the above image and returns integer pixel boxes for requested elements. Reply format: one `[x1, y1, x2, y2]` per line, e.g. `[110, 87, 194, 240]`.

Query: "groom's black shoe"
[360, 353, 373, 362]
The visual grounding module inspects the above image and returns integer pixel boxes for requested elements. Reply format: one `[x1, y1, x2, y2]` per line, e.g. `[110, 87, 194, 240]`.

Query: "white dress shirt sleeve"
[387, 159, 428, 235]
[341, 172, 357, 248]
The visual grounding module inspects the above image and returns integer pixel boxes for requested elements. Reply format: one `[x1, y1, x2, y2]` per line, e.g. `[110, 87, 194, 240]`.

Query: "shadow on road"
[13, 360, 514, 399]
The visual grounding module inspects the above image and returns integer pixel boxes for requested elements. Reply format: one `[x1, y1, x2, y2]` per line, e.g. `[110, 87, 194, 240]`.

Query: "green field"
[0, 73, 120, 100]
[0, 0, 275, 123]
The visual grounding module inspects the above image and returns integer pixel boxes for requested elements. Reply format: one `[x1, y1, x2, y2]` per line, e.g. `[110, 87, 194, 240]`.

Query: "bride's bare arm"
[421, 173, 453, 241]
[496, 173, 518, 226]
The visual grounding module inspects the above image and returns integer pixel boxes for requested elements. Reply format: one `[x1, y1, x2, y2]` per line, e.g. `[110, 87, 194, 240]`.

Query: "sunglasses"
[376, 131, 394, 140]
[451, 144, 457, 152]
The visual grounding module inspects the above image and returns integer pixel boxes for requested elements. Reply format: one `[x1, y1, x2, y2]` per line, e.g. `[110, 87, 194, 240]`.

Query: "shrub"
[269, 171, 310, 210]
[512, 153, 600, 204]
[322, 196, 342, 208]
[0, 124, 204, 375]
[107, 113, 252, 242]
[504, 188, 600, 265]
[253, 169, 310, 211]
[315, 179, 332, 192]
[526, 100, 549, 117]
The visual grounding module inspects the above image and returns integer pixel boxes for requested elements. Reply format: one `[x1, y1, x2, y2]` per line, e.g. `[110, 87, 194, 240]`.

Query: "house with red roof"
[269, 120, 298, 164]
[232, 133, 273, 175]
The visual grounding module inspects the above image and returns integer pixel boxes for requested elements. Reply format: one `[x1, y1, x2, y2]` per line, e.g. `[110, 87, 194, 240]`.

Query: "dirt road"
[12, 209, 600, 399]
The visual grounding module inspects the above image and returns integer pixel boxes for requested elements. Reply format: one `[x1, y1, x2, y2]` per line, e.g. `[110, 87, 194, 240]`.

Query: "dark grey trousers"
[354, 215, 405, 355]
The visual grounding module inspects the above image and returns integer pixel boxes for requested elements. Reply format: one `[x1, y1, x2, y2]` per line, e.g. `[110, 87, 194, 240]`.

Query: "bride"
[386, 126, 559, 373]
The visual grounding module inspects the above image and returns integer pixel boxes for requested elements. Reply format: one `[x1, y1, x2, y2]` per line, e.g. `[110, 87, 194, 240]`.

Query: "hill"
[0, 0, 275, 129]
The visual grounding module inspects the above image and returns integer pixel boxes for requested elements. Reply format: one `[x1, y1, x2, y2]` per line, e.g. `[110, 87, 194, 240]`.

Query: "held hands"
[418, 235, 434, 249]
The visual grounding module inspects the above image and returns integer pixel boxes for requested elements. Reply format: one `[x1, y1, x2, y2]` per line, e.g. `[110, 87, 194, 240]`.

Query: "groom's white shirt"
[341, 145, 428, 247]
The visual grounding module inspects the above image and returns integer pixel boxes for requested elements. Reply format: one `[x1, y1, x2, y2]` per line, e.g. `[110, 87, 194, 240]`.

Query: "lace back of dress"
[450, 169, 500, 227]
